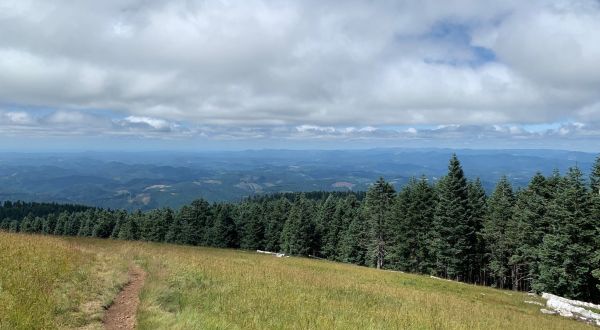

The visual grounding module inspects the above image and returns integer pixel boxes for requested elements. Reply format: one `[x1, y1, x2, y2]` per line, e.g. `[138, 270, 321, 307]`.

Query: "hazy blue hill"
[0, 148, 596, 210]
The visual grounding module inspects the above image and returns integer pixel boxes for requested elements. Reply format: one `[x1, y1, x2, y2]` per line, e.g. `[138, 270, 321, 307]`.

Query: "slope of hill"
[0, 149, 596, 210]
[0, 232, 593, 329]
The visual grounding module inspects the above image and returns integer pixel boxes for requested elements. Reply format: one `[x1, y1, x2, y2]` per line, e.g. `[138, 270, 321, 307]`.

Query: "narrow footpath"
[103, 266, 147, 330]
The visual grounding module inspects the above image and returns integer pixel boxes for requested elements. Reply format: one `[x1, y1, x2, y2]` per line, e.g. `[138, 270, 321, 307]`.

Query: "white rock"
[540, 308, 557, 315]
[541, 292, 600, 325]
[524, 300, 543, 306]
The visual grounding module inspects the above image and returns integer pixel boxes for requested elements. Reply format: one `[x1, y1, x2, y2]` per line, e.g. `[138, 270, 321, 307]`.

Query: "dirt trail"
[103, 265, 147, 330]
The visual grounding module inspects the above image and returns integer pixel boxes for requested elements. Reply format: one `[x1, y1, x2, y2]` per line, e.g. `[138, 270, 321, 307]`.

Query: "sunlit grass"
[0, 232, 594, 329]
[135, 245, 594, 330]
[0, 232, 129, 329]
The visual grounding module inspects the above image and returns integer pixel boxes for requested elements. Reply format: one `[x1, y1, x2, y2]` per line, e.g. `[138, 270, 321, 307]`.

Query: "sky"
[1, 0, 600, 151]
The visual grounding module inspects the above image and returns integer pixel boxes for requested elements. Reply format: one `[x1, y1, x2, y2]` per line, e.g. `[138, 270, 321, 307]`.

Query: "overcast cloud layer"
[1, 0, 600, 149]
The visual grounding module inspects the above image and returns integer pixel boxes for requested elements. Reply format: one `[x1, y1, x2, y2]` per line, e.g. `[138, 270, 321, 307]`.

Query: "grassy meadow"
[0, 232, 595, 329]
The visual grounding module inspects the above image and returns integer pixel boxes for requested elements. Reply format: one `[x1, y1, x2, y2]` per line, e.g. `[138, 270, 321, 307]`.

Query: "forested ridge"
[2, 155, 600, 302]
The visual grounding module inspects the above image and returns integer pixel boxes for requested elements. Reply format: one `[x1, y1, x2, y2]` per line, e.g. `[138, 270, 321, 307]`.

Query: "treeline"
[1, 155, 599, 302]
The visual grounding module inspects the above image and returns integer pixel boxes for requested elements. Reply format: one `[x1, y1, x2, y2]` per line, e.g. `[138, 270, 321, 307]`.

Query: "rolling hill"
[0, 232, 594, 329]
[0, 149, 596, 210]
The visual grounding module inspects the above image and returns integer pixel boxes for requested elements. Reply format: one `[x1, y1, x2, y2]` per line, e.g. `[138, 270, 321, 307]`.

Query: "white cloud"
[2, 111, 34, 125]
[121, 116, 172, 131]
[0, 0, 599, 146]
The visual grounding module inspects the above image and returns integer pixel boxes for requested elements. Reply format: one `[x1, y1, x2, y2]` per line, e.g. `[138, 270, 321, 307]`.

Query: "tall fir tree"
[210, 204, 238, 248]
[185, 199, 211, 246]
[281, 194, 315, 256]
[508, 173, 550, 291]
[482, 176, 515, 289]
[54, 211, 69, 236]
[364, 177, 395, 269]
[118, 212, 140, 241]
[165, 210, 185, 244]
[92, 211, 116, 238]
[468, 178, 487, 284]
[238, 203, 265, 250]
[263, 198, 289, 252]
[338, 206, 369, 265]
[536, 167, 598, 301]
[317, 195, 338, 258]
[388, 176, 436, 273]
[110, 210, 128, 239]
[589, 157, 600, 295]
[433, 154, 477, 281]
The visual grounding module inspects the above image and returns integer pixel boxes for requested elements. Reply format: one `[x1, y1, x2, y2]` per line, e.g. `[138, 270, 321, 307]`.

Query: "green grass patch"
[0, 233, 595, 329]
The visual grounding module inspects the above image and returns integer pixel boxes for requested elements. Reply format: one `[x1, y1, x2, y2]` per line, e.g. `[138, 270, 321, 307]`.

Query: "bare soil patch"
[103, 266, 146, 330]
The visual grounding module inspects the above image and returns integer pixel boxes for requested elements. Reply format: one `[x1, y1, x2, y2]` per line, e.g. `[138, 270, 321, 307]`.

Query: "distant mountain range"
[0, 148, 596, 210]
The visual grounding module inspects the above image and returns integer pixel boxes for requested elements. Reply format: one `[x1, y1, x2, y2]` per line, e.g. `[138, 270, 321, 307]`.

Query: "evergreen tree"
[433, 154, 477, 281]
[482, 176, 515, 289]
[149, 208, 171, 243]
[388, 176, 436, 273]
[536, 167, 598, 301]
[185, 199, 211, 246]
[590, 157, 600, 295]
[317, 195, 337, 258]
[53, 212, 69, 236]
[509, 173, 550, 291]
[92, 211, 116, 238]
[42, 213, 58, 234]
[8, 220, 19, 232]
[32, 216, 44, 233]
[338, 205, 369, 265]
[238, 203, 265, 250]
[364, 177, 395, 269]
[165, 210, 185, 244]
[281, 194, 315, 256]
[208, 204, 237, 248]
[20, 214, 34, 233]
[118, 213, 140, 241]
[322, 195, 357, 260]
[111, 210, 128, 239]
[0, 218, 10, 231]
[263, 198, 289, 252]
[468, 178, 487, 284]
[77, 211, 94, 237]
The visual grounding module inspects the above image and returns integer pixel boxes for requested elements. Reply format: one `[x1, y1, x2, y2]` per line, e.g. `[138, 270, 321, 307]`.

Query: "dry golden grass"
[0, 232, 595, 329]
[0, 232, 129, 330]
[135, 244, 594, 330]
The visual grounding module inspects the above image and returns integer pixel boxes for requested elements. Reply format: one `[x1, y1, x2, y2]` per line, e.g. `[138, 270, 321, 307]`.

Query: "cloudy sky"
[1, 0, 600, 151]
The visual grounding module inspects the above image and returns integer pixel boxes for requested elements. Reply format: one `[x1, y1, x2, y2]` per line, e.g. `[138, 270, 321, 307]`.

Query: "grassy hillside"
[0, 232, 594, 329]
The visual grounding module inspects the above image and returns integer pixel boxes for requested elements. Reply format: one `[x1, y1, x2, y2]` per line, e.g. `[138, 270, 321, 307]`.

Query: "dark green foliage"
[482, 176, 515, 289]
[111, 210, 128, 239]
[387, 177, 436, 274]
[364, 178, 395, 269]
[468, 178, 487, 284]
[508, 173, 550, 291]
[535, 167, 598, 301]
[2, 154, 599, 302]
[263, 198, 289, 252]
[186, 199, 211, 246]
[19, 214, 34, 233]
[338, 207, 369, 265]
[165, 211, 185, 244]
[92, 211, 116, 238]
[433, 155, 478, 281]
[118, 212, 141, 241]
[238, 203, 265, 250]
[150, 208, 172, 243]
[322, 195, 358, 260]
[590, 157, 600, 293]
[210, 204, 237, 248]
[281, 194, 315, 256]
[53, 212, 69, 236]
